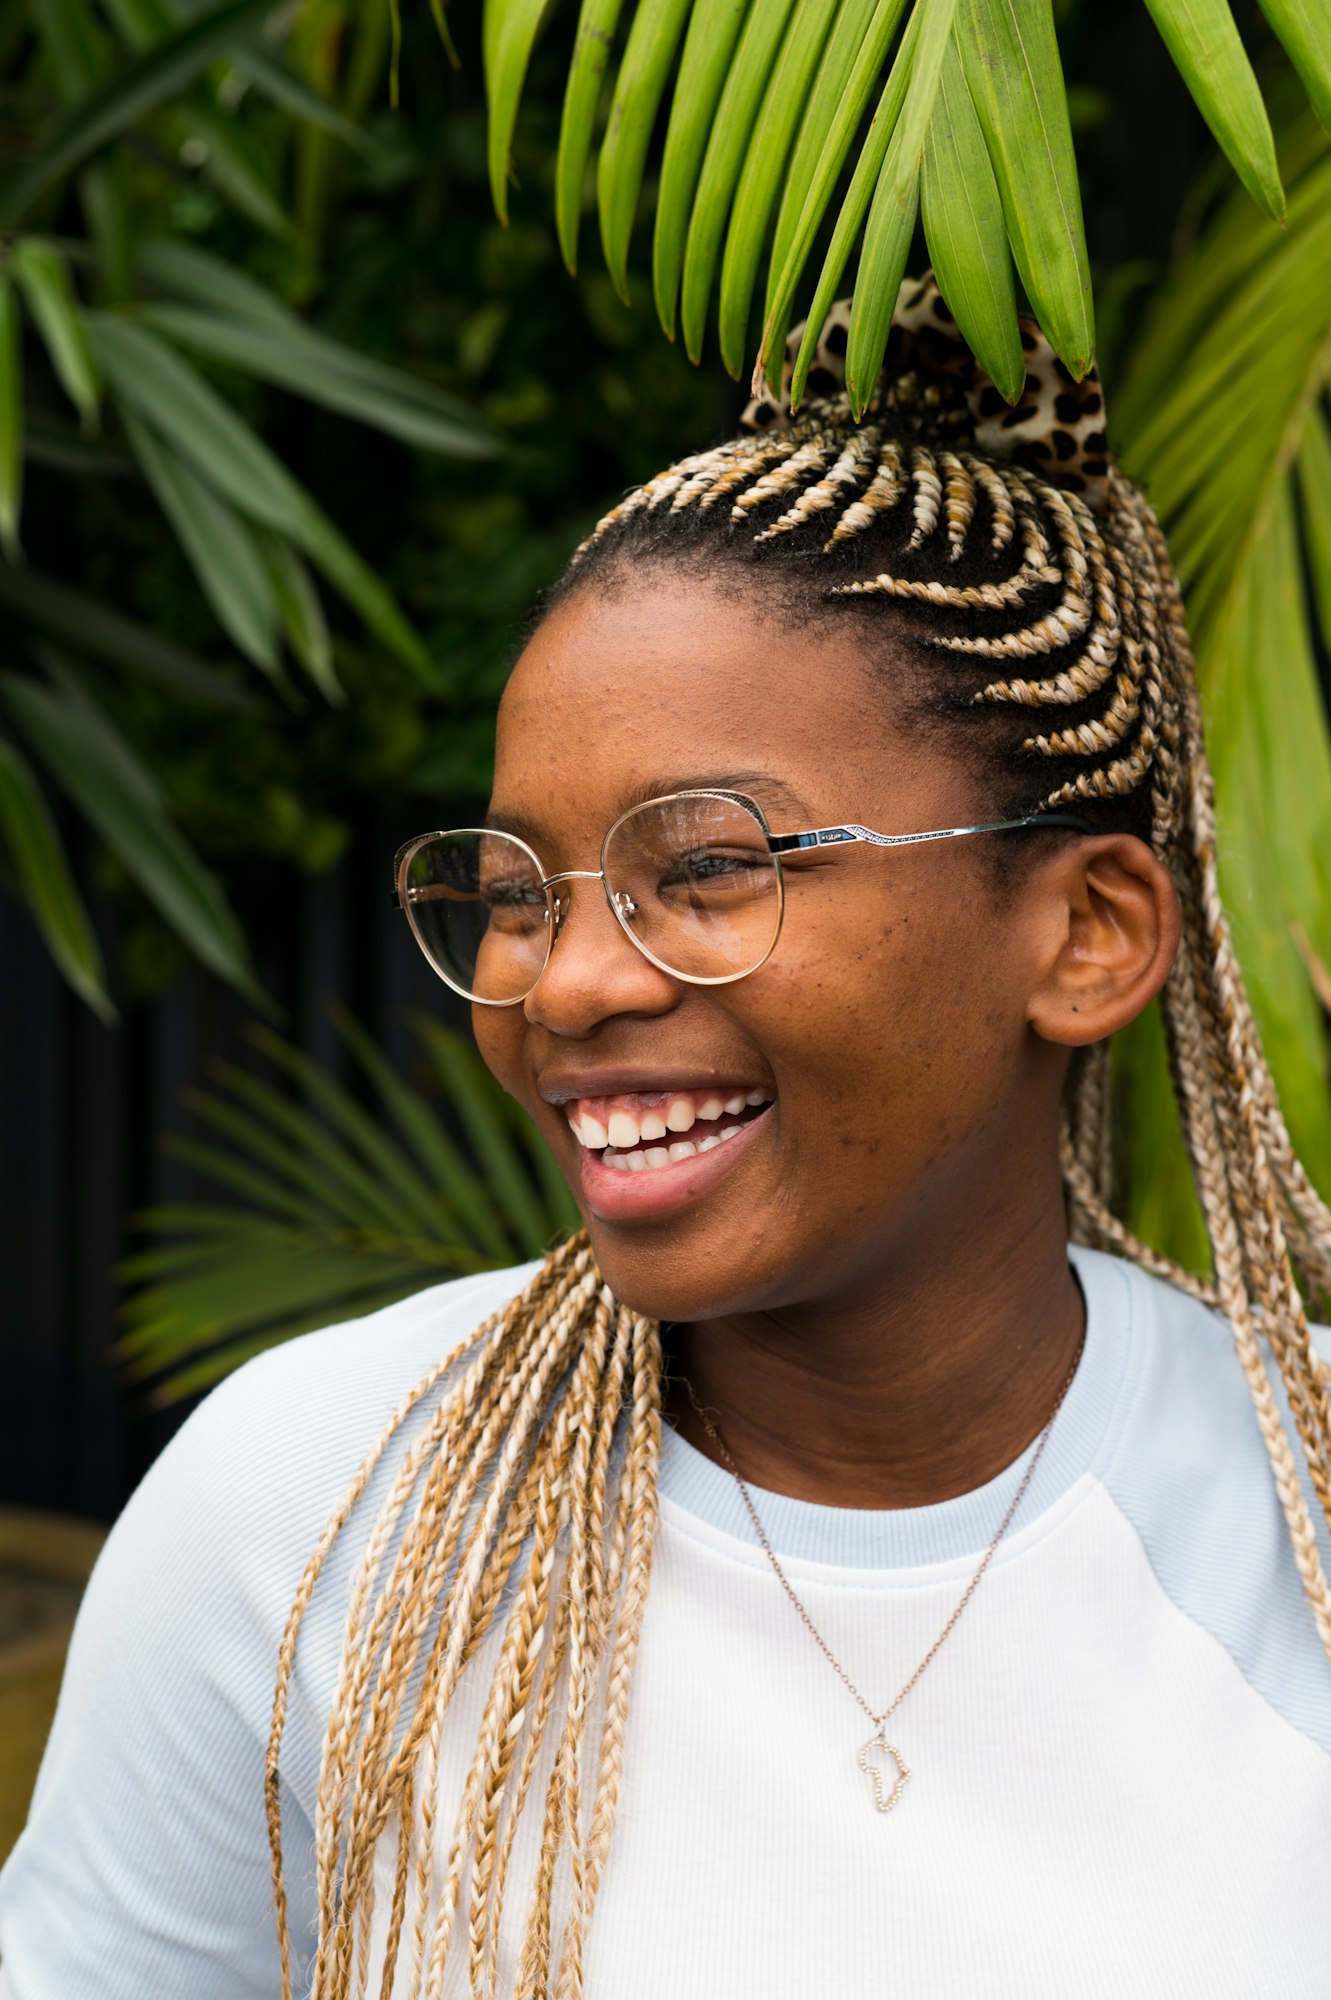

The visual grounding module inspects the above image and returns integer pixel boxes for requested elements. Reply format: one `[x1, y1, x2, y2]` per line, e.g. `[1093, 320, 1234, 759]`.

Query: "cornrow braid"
[273, 352, 1331, 1997]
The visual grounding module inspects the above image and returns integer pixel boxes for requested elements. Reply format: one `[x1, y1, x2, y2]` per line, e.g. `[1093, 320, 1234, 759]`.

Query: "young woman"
[3, 277, 1330, 2000]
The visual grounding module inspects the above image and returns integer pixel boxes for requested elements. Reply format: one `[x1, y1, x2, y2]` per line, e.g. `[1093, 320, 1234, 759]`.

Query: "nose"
[523, 874, 680, 1036]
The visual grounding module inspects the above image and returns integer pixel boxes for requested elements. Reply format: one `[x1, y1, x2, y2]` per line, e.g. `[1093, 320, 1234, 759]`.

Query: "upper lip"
[537, 1067, 772, 1106]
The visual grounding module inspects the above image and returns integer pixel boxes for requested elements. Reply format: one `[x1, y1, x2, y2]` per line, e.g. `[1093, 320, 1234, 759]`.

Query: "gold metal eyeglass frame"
[392, 788, 1095, 1006]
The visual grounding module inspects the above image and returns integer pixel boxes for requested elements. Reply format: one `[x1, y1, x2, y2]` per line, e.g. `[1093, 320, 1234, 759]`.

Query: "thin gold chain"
[679, 1328, 1085, 1730]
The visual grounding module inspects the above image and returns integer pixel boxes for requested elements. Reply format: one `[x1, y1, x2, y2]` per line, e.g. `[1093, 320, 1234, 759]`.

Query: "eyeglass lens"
[399, 794, 782, 1003]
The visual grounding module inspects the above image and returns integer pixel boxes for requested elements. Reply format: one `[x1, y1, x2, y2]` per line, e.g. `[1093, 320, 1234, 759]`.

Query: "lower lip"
[574, 1105, 775, 1223]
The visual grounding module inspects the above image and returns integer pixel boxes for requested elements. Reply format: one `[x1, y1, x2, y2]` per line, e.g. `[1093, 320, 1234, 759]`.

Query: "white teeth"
[668, 1140, 697, 1162]
[606, 1153, 630, 1173]
[607, 1110, 640, 1150]
[574, 1111, 608, 1149]
[697, 1133, 721, 1153]
[746, 1090, 767, 1107]
[640, 1111, 668, 1141]
[720, 1125, 741, 1141]
[644, 1146, 670, 1168]
[625, 1151, 647, 1171]
[697, 1097, 724, 1122]
[723, 1094, 746, 1116]
[665, 1097, 695, 1133]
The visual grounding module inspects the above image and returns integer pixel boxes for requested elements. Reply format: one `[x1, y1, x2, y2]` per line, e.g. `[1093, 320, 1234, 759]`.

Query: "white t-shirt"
[2, 1246, 1329, 1997]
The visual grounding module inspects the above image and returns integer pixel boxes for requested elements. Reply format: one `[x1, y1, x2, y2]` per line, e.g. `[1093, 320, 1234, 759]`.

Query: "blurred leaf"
[1259, 0, 1331, 132]
[233, 46, 382, 151]
[417, 1016, 553, 1250]
[178, 103, 296, 241]
[90, 314, 436, 679]
[120, 1010, 574, 1401]
[121, 408, 285, 676]
[4, 0, 276, 223]
[133, 236, 295, 323]
[136, 303, 501, 456]
[255, 529, 339, 702]
[0, 269, 24, 561]
[23, 408, 134, 478]
[0, 658, 268, 1005]
[10, 239, 102, 434]
[1142, 0, 1283, 219]
[0, 563, 262, 711]
[0, 727, 114, 1021]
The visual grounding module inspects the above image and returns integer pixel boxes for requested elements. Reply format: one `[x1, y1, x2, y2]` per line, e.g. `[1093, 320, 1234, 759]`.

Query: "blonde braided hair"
[269, 344, 1331, 1997]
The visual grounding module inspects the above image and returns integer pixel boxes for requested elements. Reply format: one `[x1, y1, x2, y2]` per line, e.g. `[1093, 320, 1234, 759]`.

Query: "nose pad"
[613, 890, 638, 920]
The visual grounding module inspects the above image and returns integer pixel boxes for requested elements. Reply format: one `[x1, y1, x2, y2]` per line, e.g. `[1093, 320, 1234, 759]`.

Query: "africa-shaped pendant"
[858, 1725, 910, 1813]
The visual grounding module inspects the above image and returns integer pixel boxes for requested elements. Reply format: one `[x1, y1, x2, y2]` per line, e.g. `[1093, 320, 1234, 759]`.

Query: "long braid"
[273, 317, 1331, 1994]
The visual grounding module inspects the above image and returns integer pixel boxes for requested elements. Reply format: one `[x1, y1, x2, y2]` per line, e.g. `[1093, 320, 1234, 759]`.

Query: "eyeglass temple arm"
[767, 812, 1096, 855]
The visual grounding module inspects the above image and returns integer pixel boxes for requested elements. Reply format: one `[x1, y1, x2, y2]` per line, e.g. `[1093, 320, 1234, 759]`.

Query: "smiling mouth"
[565, 1086, 774, 1174]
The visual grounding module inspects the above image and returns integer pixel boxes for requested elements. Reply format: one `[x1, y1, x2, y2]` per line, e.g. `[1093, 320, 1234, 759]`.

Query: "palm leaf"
[677, 0, 797, 364]
[1143, 0, 1283, 219]
[470, 0, 1331, 393]
[1114, 105, 1331, 1250]
[652, 0, 752, 339]
[919, 35, 1022, 401]
[596, 0, 695, 301]
[715, 0, 839, 378]
[121, 1013, 576, 1402]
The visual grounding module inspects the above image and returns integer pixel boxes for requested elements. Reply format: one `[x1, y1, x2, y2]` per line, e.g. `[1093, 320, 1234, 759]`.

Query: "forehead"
[492, 572, 953, 841]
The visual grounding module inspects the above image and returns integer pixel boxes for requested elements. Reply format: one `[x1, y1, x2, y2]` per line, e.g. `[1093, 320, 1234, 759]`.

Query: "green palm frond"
[1114, 103, 1331, 1266]
[477, 0, 1331, 405]
[120, 1011, 581, 1403]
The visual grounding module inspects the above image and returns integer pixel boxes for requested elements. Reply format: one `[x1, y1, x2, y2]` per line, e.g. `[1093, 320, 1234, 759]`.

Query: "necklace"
[679, 1329, 1085, 1816]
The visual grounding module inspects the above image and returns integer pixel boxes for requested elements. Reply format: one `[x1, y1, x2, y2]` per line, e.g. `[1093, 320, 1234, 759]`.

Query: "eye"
[481, 875, 546, 910]
[661, 846, 769, 887]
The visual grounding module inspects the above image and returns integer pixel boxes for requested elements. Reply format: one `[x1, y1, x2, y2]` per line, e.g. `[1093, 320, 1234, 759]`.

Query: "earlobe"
[1026, 835, 1181, 1048]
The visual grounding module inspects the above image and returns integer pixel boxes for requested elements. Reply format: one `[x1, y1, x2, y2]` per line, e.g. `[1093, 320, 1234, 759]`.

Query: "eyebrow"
[485, 771, 815, 844]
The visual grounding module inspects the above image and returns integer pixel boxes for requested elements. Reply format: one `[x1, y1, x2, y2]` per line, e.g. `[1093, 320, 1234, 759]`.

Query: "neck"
[663, 1200, 1085, 1511]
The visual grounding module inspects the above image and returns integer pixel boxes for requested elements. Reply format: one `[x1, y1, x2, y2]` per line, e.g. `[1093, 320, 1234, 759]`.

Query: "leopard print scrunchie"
[742, 273, 1111, 510]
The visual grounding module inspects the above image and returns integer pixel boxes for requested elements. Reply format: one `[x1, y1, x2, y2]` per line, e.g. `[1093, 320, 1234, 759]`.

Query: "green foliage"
[0, 0, 713, 1014]
[119, 1012, 580, 1403]
[479, 0, 1331, 402]
[1114, 103, 1331, 1265]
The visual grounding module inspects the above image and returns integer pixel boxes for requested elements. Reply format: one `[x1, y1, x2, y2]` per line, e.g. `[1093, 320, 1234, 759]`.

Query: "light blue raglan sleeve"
[0, 1263, 533, 2000]
[0, 1349, 318, 2000]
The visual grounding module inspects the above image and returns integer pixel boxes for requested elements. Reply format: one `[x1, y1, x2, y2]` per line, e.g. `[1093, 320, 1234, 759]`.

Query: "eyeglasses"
[393, 789, 1094, 1007]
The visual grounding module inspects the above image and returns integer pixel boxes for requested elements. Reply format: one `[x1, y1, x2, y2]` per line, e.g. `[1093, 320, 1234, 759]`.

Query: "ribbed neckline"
[657, 1245, 1138, 1570]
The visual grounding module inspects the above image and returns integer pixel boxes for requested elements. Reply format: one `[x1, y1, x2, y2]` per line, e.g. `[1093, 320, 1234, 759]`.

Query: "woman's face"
[473, 570, 1069, 1325]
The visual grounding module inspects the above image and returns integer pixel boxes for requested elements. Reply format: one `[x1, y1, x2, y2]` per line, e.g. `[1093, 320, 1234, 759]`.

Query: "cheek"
[471, 1007, 532, 1112]
[771, 890, 1023, 1152]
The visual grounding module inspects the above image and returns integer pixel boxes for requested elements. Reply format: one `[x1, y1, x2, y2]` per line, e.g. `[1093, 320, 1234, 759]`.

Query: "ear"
[1025, 834, 1181, 1048]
